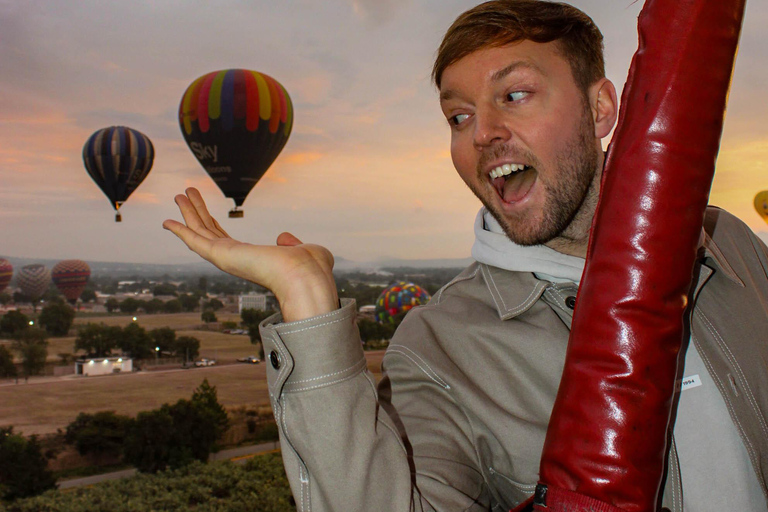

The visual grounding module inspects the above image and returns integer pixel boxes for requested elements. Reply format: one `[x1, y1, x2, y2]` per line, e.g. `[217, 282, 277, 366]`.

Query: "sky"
[1, 0, 767, 265]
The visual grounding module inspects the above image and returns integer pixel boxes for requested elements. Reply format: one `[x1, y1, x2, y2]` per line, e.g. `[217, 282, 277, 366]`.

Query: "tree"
[123, 408, 175, 473]
[152, 282, 178, 296]
[163, 299, 183, 313]
[105, 297, 119, 313]
[11, 328, 48, 381]
[201, 310, 217, 324]
[150, 327, 176, 354]
[65, 410, 131, 459]
[178, 293, 199, 312]
[119, 297, 141, 314]
[142, 298, 165, 314]
[205, 298, 224, 311]
[0, 310, 29, 337]
[38, 302, 75, 336]
[174, 336, 200, 364]
[0, 345, 17, 380]
[0, 427, 57, 501]
[123, 380, 229, 473]
[197, 276, 208, 294]
[0, 292, 11, 306]
[75, 323, 120, 357]
[119, 323, 154, 359]
[80, 287, 97, 303]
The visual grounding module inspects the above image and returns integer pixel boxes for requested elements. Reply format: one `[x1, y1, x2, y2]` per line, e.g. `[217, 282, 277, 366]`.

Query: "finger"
[185, 188, 228, 238]
[174, 194, 218, 240]
[212, 217, 230, 238]
[276, 232, 303, 247]
[162, 219, 216, 261]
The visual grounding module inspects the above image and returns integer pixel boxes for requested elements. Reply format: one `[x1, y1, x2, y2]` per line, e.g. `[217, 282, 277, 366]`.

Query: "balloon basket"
[228, 209, 244, 218]
[115, 212, 122, 222]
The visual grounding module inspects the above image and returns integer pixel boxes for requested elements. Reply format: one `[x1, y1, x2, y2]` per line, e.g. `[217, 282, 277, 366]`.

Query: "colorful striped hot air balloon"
[83, 126, 155, 222]
[374, 281, 431, 324]
[52, 260, 91, 304]
[17, 264, 51, 303]
[755, 190, 768, 225]
[0, 259, 12, 295]
[179, 69, 293, 217]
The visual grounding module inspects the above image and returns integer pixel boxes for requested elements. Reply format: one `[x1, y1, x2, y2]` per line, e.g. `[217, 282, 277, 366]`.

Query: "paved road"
[57, 441, 281, 489]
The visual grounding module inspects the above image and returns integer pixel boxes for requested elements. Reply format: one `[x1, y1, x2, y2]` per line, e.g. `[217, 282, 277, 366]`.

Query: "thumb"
[276, 232, 303, 247]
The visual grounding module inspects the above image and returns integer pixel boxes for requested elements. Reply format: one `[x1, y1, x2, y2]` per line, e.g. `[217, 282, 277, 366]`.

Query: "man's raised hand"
[162, 188, 339, 322]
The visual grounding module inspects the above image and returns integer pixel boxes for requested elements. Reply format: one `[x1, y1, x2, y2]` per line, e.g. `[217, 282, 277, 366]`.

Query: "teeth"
[489, 164, 526, 179]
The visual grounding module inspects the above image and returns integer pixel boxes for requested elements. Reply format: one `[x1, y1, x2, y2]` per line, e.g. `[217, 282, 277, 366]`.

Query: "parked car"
[194, 358, 217, 367]
[237, 355, 260, 364]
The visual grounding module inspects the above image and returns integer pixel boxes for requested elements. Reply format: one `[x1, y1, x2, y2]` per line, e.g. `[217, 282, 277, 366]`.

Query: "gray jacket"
[260, 208, 768, 511]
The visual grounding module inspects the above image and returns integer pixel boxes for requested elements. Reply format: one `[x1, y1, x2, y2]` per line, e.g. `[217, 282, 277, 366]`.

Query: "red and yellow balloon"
[179, 69, 293, 217]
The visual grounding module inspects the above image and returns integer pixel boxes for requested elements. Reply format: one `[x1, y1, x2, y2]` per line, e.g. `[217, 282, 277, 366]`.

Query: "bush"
[0, 427, 57, 502]
[0, 453, 295, 511]
[65, 411, 131, 459]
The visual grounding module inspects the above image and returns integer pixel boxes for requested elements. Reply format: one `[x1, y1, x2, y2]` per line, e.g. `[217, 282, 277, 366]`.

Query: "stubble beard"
[473, 110, 600, 247]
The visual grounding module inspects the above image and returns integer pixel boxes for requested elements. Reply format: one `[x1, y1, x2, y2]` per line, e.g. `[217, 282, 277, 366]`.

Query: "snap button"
[269, 350, 281, 370]
[565, 296, 577, 309]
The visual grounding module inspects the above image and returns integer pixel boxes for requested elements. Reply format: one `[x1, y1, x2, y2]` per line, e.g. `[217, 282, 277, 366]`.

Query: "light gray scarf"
[471, 207, 585, 283]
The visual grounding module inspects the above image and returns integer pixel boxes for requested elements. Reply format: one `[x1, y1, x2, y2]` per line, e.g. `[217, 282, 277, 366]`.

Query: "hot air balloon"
[375, 281, 431, 324]
[17, 264, 51, 306]
[0, 259, 12, 295]
[83, 126, 155, 222]
[754, 190, 768, 224]
[179, 69, 293, 218]
[52, 260, 91, 305]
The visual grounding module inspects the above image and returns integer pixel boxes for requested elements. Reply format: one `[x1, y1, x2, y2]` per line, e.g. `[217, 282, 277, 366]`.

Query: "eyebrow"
[439, 60, 541, 102]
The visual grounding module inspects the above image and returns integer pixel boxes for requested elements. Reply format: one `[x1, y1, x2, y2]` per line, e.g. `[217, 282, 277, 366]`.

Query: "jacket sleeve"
[260, 298, 489, 512]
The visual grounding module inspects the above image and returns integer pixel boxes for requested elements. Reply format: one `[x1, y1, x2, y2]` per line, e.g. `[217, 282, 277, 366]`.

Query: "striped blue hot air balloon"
[83, 126, 154, 222]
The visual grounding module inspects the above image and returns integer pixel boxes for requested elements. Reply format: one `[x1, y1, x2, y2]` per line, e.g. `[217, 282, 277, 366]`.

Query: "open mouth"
[488, 164, 536, 203]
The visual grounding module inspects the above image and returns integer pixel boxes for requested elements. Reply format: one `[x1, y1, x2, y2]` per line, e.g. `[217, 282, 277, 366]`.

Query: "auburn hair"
[433, 0, 605, 95]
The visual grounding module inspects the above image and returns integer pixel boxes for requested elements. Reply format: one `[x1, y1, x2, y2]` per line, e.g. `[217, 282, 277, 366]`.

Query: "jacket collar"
[477, 227, 741, 321]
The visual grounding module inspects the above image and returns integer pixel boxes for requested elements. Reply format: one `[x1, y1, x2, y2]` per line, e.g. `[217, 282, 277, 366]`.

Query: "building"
[238, 292, 277, 313]
[75, 357, 132, 377]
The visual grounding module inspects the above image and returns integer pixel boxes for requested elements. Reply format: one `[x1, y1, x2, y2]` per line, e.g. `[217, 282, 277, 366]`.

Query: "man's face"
[439, 40, 603, 249]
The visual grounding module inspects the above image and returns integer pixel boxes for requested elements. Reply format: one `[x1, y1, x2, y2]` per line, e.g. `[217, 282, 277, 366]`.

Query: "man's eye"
[506, 91, 528, 102]
[451, 113, 470, 125]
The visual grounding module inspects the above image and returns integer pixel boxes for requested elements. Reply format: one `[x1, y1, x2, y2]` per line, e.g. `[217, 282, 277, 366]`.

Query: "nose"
[473, 108, 512, 149]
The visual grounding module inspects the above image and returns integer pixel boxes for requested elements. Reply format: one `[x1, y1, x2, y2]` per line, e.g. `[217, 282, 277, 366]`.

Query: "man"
[164, 1, 768, 510]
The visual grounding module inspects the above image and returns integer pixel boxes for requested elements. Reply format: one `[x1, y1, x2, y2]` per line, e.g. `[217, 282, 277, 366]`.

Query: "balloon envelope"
[179, 69, 293, 215]
[17, 264, 51, 302]
[83, 126, 154, 221]
[755, 190, 768, 224]
[375, 281, 431, 324]
[0, 259, 12, 295]
[52, 260, 91, 304]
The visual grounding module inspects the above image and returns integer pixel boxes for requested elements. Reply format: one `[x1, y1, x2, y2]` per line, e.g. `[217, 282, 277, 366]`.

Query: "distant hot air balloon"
[83, 126, 155, 222]
[375, 281, 431, 324]
[17, 264, 51, 304]
[179, 69, 293, 218]
[52, 260, 91, 305]
[755, 190, 768, 224]
[0, 259, 12, 295]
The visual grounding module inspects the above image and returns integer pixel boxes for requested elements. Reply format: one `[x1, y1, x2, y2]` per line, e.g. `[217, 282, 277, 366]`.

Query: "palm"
[163, 188, 339, 322]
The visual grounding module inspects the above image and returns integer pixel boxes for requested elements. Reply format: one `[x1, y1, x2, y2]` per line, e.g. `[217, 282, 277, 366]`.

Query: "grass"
[1, 312, 385, 437]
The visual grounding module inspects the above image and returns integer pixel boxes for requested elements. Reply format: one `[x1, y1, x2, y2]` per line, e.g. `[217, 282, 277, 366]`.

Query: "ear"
[589, 78, 618, 139]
